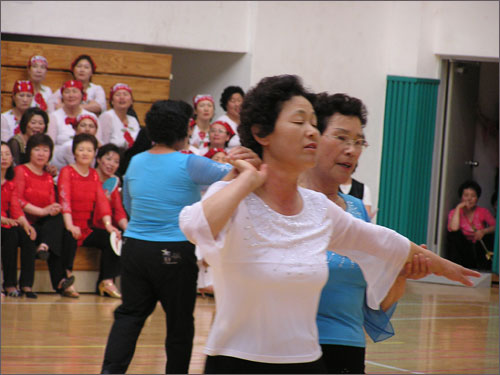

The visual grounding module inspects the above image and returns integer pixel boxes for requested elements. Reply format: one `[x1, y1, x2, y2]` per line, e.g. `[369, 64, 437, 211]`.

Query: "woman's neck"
[96, 168, 109, 182]
[11, 107, 23, 119]
[72, 162, 90, 176]
[113, 108, 128, 122]
[31, 81, 42, 92]
[63, 105, 81, 117]
[26, 161, 45, 175]
[1, 169, 6, 183]
[300, 168, 345, 210]
[80, 80, 90, 90]
[148, 143, 175, 154]
[196, 119, 210, 131]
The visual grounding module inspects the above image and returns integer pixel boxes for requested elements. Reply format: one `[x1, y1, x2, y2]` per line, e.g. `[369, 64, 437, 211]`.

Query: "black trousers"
[446, 230, 494, 271]
[204, 355, 327, 374]
[101, 238, 198, 374]
[64, 228, 120, 281]
[31, 214, 68, 291]
[320, 344, 365, 374]
[1, 226, 35, 288]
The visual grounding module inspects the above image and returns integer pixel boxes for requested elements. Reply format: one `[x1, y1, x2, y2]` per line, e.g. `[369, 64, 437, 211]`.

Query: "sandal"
[36, 243, 50, 261]
[5, 288, 21, 297]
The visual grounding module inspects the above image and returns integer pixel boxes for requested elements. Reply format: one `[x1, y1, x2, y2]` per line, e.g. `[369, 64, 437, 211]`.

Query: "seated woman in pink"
[58, 133, 121, 298]
[447, 180, 496, 270]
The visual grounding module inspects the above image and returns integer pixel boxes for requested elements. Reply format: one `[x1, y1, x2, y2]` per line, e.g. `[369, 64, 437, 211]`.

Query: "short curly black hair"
[220, 86, 245, 112]
[458, 180, 482, 198]
[19, 107, 49, 134]
[97, 143, 121, 161]
[239, 75, 315, 158]
[72, 133, 98, 154]
[26, 133, 54, 162]
[145, 100, 192, 147]
[314, 93, 368, 134]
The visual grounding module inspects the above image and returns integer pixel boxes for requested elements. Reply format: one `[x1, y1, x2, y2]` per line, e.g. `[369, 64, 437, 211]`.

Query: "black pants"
[101, 238, 198, 374]
[320, 344, 365, 374]
[64, 228, 120, 281]
[31, 214, 68, 291]
[1, 226, 35, 288]
[204, 355, 327, 374]
[446, 230, 494, 271]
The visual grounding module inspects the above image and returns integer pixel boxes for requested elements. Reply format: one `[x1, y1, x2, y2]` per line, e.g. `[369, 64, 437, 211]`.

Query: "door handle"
[465, 160, 479, 167]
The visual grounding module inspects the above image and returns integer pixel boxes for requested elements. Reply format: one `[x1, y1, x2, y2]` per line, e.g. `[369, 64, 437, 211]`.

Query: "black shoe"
[36, 250, 50, 261]
[60, 275, 75, 290]
[21, 290, 38, 299]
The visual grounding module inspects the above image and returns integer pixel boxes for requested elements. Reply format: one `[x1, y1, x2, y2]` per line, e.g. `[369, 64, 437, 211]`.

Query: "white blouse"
[97, 109, 140, 149]
[179, 181, 410, 363]
[1, 110, 19, 142]
[47, 107, 97, 147]
[30, 84, 55, 113]
[215, 114, 241, 149]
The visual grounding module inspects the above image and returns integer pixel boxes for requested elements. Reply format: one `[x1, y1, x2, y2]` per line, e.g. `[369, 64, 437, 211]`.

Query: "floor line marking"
[391, 316, 499, 321]
[365, 360, 425, 374]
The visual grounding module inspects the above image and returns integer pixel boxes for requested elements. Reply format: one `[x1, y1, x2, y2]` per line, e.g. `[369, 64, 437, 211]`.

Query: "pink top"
[447, 206, 496, 242]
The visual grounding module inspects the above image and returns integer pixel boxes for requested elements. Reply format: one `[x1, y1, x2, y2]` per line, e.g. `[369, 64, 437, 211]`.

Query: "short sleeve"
[447, 208, 457, 232]
[1, 114, 11, 142]
[110, 187, 127, 223]
[97, 111, 112, 145]
[186, 154, 232, 185]
[363, 184, 372, 206]
[93, 84, 107, 113]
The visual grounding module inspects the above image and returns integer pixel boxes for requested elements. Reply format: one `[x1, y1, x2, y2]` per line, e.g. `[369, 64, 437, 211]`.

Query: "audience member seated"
[8, 107, 49, 166]
[197, 120, 235, 156]
[13, 134, 75, 296]
[204, 147, 228, 164]
[1, 142, 37, 298]
[97, 83, 140, 151]
[58, 134, 121, 298]
[94, 143, 128, 297]
[53, 54, 106, 115]
[48, 80, 100, 165]
[446, 180, 496, 270]
[52, 113, 99, 171]
[27, 55, 55, 113]
[216, 85, 245, 149]
[1, 80, 34, 142]
[189, 94, 215, 149]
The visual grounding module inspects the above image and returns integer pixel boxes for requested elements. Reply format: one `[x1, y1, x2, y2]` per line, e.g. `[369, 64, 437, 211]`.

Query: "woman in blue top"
[300, 93, 431, 374]
[101, 99, 255, 374]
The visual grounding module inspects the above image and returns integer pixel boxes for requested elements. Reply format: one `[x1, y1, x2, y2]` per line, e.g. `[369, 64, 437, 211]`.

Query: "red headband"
[204, 147, 227, 159]
[71, 55, 97, 73]
[75, 113, 98, 129]
[13, 80, 34, 95]
[28, 55, 48, 68]
[110, 83, 133, 101]
[211, 120, 235, 138]
[193, 94, 214, 108]
[60, 80, 84, 94]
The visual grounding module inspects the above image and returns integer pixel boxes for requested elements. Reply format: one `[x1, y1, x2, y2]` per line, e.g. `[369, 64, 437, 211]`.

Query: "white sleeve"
[179, 180, 233, 262]
[363, 184, 372, 206]
[97, 112, 112, 145]
[47, 113, 58, 145]
[1, 115, 11, 142]
[325, 198, 410, 309]
[94, 85, 107, 113]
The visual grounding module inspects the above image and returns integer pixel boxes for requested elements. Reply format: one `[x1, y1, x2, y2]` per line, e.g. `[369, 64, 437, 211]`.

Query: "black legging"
[446, 230, 494, 270]
[1, 226, 35, 289]
[101, 238, 198, 374]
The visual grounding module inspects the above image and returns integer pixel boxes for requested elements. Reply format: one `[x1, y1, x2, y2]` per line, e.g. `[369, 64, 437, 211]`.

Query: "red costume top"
[1, 180, 24, 228]
[93, 182, 127, 230]
[14, 165, 56, 224]
[58, 165, 111, 245]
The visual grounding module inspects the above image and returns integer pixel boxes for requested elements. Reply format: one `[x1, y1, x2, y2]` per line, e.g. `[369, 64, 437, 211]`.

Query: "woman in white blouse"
[53, 55, 106, 115]
[27, 55, 55, 113]
[97, 83, 140, 151]
[179, 75, 480, 374]
[1, 80, 34, 142]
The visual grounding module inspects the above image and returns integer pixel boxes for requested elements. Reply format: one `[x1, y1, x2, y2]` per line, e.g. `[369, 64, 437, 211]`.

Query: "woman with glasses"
[197, 120, 235, 157]
[299, 93, 430, 374]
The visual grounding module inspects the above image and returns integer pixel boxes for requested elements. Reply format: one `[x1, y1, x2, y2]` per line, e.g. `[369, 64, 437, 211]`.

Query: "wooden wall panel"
[1, 41, 172, 78]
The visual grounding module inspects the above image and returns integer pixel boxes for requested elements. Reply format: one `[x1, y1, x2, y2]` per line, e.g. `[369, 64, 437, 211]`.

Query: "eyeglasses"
[324, 134, 369, 150]
[209, 129, 227, 135]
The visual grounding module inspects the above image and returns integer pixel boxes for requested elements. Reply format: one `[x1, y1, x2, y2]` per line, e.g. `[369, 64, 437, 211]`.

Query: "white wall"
[2, 1, 498, 210]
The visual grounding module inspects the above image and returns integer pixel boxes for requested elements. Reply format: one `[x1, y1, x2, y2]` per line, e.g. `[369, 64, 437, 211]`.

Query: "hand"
[1, 217, 19, 227]
[434, 257, 481, 286]
[227, 146, 262, 169]
[473, 229, 485, 241]
[20, 222, 37, 241]
[228, 159, 268, 191]
[105, 223, 122, 240]
[68, 225, 81, 240]
[44, 203, 62, 216]
[456, 201, 467, 210]
[399, 253, 431, 280]
[44, 164, 58, 178]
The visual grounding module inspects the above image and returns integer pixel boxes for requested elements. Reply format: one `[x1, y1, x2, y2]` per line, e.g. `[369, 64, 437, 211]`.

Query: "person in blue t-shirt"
[101, 99, 258, 375]
[300, 93, 431, 374]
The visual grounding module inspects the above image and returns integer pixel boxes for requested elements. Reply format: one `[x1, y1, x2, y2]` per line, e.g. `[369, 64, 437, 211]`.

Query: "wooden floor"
[1, 281, 498, 374]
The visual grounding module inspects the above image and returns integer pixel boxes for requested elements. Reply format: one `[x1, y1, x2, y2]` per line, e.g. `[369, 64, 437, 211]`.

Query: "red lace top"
[1, 180, 24, 228]
[14, 165, 56, 224]
[93, 182, 127, 230]
[58, 166, 111, 245]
